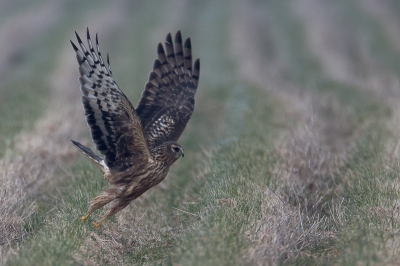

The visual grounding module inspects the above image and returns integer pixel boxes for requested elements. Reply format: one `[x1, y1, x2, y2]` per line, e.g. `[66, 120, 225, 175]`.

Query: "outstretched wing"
[71, 28, 150, 171]
[136, 31, 200, 149]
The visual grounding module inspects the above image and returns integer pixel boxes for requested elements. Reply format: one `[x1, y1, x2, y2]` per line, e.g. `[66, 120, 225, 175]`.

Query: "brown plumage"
[70, 28, 200, 228]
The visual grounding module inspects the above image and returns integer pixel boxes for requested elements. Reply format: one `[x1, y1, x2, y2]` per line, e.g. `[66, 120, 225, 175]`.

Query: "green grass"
[8, 163, 105, 266]
[334, 129, 400, 265]
[9, 81, 280, 266]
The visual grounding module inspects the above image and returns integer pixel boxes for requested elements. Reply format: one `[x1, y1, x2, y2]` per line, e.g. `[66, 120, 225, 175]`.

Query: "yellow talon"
[93, 221, 102, 229]
[92, 214, 109, 229]
[81, 213, 90, 222]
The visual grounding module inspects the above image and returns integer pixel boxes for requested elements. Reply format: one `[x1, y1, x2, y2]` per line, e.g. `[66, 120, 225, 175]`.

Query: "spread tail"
[71, 140, 106, 173]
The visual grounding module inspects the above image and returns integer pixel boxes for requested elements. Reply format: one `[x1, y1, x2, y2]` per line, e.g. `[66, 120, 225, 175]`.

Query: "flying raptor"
[70, 28, 200, 228]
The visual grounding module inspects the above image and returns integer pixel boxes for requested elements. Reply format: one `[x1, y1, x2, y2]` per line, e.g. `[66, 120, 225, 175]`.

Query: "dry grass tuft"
[231, 2, 361, 263]
[247, 189, 339, 264]
[243, 92, 355, 263]
[0, 38, 83, 265]
[0, 102, 83, 265]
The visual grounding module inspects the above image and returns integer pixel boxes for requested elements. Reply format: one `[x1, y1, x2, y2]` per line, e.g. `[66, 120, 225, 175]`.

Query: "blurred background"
[1, 0, 400, 149]
[1, 0, 399, 151]
[2, 0, 400, 264]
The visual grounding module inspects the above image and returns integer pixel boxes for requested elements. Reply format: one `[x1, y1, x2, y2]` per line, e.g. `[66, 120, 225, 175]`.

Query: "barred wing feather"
[71, 28, 150, 171]
[136, 31, 200, 149]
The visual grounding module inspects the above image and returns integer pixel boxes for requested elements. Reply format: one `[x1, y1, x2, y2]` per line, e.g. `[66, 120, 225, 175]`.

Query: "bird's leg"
[93, 213, 112, 229]
[81, 211, 94, 222]
[93, 198, 131, 229]
[81, 187, 118, 223]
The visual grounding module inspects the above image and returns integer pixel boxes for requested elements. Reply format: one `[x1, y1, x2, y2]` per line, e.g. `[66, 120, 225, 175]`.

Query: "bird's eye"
[172, 146, 180, 153]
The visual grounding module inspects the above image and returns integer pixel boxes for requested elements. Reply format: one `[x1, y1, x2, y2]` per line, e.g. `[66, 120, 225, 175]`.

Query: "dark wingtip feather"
[96, 33, 99, 46]
[153, 59, 162, 70]
[70, 40, 79, 51]
[86, 27, 91, 40]
[193, 58, 200, 84]
[166, 33, 172, 45]
[107, 53, 110, 66]
[175, 30, 182, 43]
[184, 38, 191, 49]
[157, 42, 165, 54]
[75, 31, 83, 44]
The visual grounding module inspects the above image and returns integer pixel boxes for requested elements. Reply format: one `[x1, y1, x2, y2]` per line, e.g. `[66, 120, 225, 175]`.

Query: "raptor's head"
[167, 142, 184, 159]
[152, 141, 185, 166]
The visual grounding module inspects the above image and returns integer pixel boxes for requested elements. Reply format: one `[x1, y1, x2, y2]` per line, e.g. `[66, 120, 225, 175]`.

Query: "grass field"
[2, 0, 400, 265]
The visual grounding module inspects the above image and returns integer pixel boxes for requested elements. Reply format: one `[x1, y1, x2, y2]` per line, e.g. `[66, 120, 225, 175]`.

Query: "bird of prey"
[70, 28, 200, 228]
